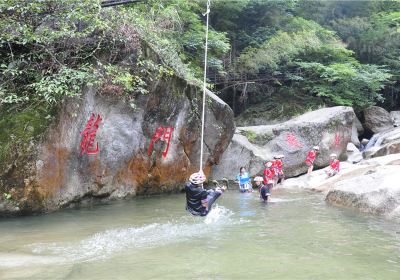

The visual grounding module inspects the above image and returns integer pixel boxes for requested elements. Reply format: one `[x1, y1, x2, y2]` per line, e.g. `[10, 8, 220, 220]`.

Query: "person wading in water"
[185, 171, 225, 216]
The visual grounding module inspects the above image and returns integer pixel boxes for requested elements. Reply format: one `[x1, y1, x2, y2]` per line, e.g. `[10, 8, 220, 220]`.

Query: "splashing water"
[28, 206, 235, 263]
[1, 192, 400, 280]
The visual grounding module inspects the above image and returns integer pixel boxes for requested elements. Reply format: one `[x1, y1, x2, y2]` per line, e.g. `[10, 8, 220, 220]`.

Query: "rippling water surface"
[1, 190, 400, 279]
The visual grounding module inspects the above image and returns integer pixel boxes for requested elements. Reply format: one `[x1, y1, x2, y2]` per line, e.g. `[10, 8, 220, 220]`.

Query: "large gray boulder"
[326, 165, 400, 219]
[0, 77, 235, 215]
[362, 106, 394, 134]
[210, 106, 355, 179]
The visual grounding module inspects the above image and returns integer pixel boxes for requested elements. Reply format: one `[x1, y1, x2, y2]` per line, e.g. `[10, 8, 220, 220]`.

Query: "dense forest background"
[1, 0, 400, 125]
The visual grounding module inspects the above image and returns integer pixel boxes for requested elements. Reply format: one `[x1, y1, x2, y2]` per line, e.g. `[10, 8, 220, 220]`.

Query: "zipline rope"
[199, 0, 211, 172]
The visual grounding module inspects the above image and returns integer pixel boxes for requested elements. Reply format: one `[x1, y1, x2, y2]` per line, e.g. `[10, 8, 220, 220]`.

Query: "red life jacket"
[275, 160, 283, 174]
[305, 150, 317, 164]
[330, 159, 340, 172]
[263, 168, 273, 184]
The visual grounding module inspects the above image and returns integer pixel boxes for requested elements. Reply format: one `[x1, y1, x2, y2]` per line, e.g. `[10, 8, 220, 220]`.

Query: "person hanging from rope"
[325, 153, 340, 178]
[185, 171, 226, 216]
[305, 146, 320, 175]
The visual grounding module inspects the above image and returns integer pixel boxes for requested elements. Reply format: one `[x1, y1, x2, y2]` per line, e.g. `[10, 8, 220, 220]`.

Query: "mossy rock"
[0, 106, 54, 180]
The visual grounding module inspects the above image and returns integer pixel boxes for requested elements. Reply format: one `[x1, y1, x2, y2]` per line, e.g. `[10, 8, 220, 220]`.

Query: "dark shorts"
[306, 161, 314, 167]
[260, 184, 272, 201]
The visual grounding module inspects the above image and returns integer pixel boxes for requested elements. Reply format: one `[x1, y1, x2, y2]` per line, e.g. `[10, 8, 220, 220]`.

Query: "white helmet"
[264, 161, 272, 168]
[330, 153, 337, 158]
[254, 176, 263, 182]
[189, 172, 206, 185]
[313, 146, 320, 151]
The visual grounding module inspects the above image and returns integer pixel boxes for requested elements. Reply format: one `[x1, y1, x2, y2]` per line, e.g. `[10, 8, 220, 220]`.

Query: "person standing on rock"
[325, 154, 340, 177]
[236, 167, 252, 192]
[254, 176, 271, 203]
[185, 171, 225, 216]
[305, 146, 320, 175]
[272, 155, 285, 186]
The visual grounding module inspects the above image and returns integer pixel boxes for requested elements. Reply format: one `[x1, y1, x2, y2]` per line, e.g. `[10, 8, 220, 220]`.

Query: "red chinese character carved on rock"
[334, 132, 341, 147]
[286, 132, 303, 148]
[80, 113, 102, 155]
[148, 126, 174, 158]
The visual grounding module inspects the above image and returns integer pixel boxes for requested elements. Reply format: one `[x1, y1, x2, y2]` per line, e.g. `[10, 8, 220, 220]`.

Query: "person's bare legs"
[307, 165, 314, 175]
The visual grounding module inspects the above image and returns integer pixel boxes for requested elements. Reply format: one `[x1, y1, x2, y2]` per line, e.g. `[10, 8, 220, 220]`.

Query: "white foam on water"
[27, 206, 236, 264]
[204, 205, 232, 224]
[269, 197, 304, 203]
[0, 253, 66, 268]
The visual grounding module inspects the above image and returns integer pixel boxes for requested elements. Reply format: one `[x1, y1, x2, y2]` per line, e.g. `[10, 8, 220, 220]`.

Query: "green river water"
[0, 190, 400, 280]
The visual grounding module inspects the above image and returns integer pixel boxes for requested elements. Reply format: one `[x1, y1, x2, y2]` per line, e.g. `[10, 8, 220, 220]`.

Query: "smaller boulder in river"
[326, 164, 400, 219]
[362, 106, 394, 134]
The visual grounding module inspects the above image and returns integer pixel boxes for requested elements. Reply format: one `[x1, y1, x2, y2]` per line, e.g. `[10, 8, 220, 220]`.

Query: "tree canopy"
[0, 0, 399, 114]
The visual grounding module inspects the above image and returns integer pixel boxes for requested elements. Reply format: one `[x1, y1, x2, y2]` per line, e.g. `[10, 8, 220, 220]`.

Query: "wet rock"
[362, 106, 394, 134]
[326, 165, 400, 219]
[347, 143, 363, 163]
[350, 115, 363, 147]
[354, 115, 364, 135]
[363, 127, 400, 159]
[390, 111, 400, 127]
[282, 153, 400, 193]
[0, 77, 235, 215]
[210, 106, 355, 179]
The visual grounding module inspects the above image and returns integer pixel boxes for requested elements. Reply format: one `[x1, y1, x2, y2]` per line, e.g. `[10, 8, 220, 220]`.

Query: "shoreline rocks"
[281, 154, 400, 220]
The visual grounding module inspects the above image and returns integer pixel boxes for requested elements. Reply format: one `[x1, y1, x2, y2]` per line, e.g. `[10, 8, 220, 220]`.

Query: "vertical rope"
[199, 0, 210, 172]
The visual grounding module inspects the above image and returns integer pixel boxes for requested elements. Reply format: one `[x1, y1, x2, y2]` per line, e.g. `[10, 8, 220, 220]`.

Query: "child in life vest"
[272, 155, 285, 186]
[305, 146, 319, 175]
[325, 153, 340, 177]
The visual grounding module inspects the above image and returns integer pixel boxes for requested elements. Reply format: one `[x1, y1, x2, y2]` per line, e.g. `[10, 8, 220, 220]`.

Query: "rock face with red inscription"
[210, 106, 355, 180]
[0, 76, 234, 215]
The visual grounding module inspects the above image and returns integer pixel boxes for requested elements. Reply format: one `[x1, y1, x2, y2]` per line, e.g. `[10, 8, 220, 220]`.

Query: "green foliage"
[237, 18, 345, 73]
[296, 1, 400, 109]
[294, 62, 391, 108]
[30, 66, 97, 104]
[234, 16, 392, 110]
[0, 106, 52, 169]
[241, 130, 257, 142]
[0, 0, 103, 44]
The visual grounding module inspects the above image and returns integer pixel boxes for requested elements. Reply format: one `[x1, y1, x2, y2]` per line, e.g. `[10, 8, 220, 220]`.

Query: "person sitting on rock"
[236, 166, 252, 192]
[263, 161, 274, 187]
[305, 146, 320, 175]
[272, 155, 285, 186]
[254, 176, 271, 203]
[185, 171, 225, 216]
[325, 153, 340, 178]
